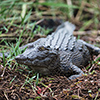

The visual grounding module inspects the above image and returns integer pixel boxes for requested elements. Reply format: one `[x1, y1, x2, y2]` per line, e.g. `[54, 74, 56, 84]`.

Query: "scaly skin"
[15, 22, 100, 79]
[1, 22, 100, 79]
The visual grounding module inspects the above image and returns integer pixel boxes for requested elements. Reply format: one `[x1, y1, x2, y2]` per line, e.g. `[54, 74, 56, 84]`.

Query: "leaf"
[89, 93, 93, 98]
[35, 73, 39, 86]
[72, 95, 85, 100]
[37, 2, 79, 9]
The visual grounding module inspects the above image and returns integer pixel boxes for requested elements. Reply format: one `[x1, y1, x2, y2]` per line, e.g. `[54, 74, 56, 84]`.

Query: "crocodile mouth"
[16, 59, 50, 75]
[15, 53, 53, 66]
[15, 58, 33, 66]
[15, 54, 35, 65]
[15, 56, 48, 67]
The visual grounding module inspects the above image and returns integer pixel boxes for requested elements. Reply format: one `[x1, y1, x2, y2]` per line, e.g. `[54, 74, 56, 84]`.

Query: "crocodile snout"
[15, 54, 27, 60]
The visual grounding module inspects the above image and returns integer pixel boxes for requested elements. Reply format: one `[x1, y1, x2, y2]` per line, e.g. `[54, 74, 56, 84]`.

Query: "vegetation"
[0, 0, 100, 99]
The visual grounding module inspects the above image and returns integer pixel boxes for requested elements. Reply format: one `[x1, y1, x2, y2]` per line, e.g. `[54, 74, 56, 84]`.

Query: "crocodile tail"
[56, 21, 75, 34]
[64, 21, 75, 33]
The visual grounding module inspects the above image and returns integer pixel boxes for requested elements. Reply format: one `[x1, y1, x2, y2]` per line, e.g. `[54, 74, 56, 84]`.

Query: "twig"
[4, 91, 9, 100]
[75, 1, 85, 21]
[66, 0, 73, 18]
[36, 19, 44, 25]
[89, 54, 100, 72]
[94, 92, 99, 100]
[1, 66, 6, 77]
[41, 84, 51, 95]
[73, 30, 100, 36]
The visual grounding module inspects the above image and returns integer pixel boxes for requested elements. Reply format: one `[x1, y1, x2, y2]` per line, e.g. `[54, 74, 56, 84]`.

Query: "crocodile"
[1, 22, 100, 79]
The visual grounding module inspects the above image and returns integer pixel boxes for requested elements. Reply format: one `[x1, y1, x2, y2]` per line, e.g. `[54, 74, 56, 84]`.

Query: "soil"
[0, 56, 100, 100]
[0, 19, 100, 100]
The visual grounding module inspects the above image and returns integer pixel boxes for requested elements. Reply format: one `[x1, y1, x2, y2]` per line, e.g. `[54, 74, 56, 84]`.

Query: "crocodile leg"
[68, 63, 84, 80]
[78, 39, 100, 55]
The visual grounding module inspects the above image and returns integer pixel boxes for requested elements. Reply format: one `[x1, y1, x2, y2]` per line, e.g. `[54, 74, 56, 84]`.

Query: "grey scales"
[2, 22, 100, 79]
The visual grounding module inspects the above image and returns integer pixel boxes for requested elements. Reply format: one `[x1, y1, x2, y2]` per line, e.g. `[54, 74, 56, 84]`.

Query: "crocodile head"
[15, 45, 59, 75]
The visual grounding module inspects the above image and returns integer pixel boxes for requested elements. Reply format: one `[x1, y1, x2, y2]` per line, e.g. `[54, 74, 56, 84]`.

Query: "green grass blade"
[37, 2, 79, 9]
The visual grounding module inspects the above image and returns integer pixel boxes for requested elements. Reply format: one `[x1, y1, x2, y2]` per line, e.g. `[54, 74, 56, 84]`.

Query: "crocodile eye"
[38, 46, 46, 51]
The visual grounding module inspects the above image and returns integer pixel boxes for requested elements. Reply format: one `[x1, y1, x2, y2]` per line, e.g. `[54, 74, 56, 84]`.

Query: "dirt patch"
[0, 56, 100, 100]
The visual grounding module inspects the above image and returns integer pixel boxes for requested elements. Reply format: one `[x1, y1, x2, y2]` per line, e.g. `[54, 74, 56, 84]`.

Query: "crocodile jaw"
[15, 54, 59, 75]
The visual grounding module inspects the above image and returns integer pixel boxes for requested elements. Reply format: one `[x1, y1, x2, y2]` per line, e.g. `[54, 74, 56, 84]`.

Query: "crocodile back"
[59, 40, 91, 70]
[43, 21, 90, 69]
[44, 22, 76, 51]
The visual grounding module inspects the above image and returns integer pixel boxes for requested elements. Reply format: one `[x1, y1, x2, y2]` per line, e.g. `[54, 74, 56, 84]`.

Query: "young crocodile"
[2, 22, 100, 79]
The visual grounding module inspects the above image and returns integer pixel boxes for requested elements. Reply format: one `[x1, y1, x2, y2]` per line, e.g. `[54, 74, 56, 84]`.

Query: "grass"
[0, 0, 100, 32]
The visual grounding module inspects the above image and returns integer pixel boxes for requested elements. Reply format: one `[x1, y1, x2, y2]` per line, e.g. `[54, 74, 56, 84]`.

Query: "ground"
[0, 0, 100, 100]
[0, 55, 100, 100]
[0, 23, 100, 99]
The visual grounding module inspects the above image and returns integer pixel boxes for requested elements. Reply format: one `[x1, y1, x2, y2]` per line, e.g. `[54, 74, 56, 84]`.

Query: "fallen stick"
[73, 30, 100, 36]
